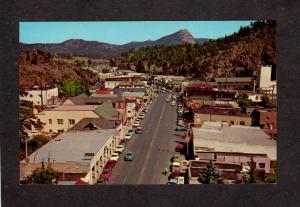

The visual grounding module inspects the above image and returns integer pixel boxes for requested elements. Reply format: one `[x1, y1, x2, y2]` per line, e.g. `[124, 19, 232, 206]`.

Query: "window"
[240, 121, 245, 125]
[58, 130, 64, 133]
[49, 119, 52, 124]
[57, 119, 63, 125]
[255, 96, 258, 100]
[230, 121, 234, 125]
[69, 119, 75, 125]
[266, 117, 269, 119]
[49, 129, 52, 132]
[259, 163, 265, 168]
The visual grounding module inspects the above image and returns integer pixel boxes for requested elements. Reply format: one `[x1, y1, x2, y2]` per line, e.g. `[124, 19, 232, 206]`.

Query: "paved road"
[109, 93, 184, 184]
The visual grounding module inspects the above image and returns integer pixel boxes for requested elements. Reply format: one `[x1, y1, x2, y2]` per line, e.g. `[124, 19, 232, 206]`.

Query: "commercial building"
[191, 122, 276, 166]
[193, 107, 252, 126]
[213, 77, 253, 90]
[257, 109, 277, 129]
[20, 129, 119, 184]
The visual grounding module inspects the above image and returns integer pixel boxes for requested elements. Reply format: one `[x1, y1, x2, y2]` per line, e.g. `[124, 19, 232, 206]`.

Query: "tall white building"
[20, 85, 59, 106]
[256, 65, 277, 94]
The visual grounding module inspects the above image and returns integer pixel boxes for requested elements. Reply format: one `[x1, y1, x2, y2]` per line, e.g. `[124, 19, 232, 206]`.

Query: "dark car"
[135, 127, 142, 134]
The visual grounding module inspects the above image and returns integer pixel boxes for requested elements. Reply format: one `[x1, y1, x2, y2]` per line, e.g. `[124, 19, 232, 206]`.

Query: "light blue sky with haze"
[20, 21, 253, 45]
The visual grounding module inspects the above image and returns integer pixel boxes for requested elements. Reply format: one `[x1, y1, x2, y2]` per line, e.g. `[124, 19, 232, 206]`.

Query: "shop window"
[230, 121, 234, 125]
[259, 163, 265, 168]
[240, 121, 245, 125]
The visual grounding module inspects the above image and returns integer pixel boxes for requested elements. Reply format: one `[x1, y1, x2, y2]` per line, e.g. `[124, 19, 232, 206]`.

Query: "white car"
[115, 145, 125, 153]
[133, 122, 140, 127]
[124, 133, 132, 140]
[139, 113, 145, 119]
[171, 101, 176, 106]
[110, 153, 120, 161]
[177, 176, 185, 184]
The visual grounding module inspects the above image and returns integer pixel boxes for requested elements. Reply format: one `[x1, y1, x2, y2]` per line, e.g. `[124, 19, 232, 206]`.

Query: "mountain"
[20, 30, 209, 58]
[118, 21, 276, 80]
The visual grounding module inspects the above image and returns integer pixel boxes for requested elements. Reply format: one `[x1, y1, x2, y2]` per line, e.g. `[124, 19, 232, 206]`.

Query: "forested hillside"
[118, 21, 276, 80]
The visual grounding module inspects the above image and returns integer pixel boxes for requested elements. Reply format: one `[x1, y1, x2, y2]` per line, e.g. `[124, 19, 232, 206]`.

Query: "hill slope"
[119, 21, 276, 80]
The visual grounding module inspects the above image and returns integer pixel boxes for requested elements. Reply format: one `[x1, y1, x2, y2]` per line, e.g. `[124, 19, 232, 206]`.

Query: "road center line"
[137, 96, 167, 184]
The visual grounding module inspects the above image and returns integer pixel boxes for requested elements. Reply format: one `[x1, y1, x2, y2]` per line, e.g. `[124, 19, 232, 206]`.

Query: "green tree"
[260, 95, 270, 108]
[109, 58, 116, 67]
[30, 135, 49, 149]
[22, 164, 59, 184]
[237, 93, 252, 108]
[242, 159, 257, 183]
[136, 60, 145, 73]
[19, 100, 44, 143]
[198, 161, 220, 184]
[61, 79, 89, 97]
[265, 172, 277, 183]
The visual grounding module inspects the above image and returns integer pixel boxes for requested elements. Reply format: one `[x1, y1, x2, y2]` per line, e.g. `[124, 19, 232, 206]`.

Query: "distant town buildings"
[19, 84, 59, 106]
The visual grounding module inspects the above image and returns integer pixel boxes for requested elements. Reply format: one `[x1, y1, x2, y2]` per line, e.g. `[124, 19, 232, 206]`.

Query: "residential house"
[36, 101, 120, 133]
[19, 84, 59, 106]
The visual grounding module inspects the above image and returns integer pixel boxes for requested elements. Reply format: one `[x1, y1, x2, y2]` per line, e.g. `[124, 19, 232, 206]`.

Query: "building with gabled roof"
[36, 101, 120, 133]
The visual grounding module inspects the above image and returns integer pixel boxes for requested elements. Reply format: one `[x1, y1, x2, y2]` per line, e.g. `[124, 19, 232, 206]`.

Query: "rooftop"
[113, 88, 146, 95]
[69, 118, 121, 131]
[193, 107, 247, 117]
[214, 77, 252, 83]
[27, 130, 115, 164]
[192, 122, 276, 160]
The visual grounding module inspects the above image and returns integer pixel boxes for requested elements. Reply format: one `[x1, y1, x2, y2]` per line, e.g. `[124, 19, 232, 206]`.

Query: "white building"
[21, 129, 119, 185]
[20, 85, 59, 106]
[256, 65, 277, 94]
[191, 122, 277, 160]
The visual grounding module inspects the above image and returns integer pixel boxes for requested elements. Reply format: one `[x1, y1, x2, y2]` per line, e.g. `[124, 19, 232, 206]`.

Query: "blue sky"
[20, 21, 253, 45]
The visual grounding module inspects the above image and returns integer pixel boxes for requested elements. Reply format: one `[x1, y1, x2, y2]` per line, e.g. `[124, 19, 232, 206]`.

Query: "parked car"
[139, 113, 145, 119]
[167, 179, 177, 184]
[105, 160, 117, 169]
[125, 133, 132, 140]
[115, 145, 125, 153]
[178, 103, 183, 107]
[176, 125, 185, 131]
[110, 152, 120, 161]
[135, 127, 142, 134]
[128, 130, 135, 136]
[124, 151, 135, 161]
[133, 122, 140, 127]
[171, 100, 176, 106]
[177, 176, 185, 184]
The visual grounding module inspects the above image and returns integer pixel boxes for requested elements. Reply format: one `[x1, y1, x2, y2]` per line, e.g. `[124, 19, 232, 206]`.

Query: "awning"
[75, 178, 87, 185]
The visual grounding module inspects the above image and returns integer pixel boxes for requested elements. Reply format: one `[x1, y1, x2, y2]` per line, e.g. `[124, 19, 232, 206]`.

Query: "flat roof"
[27, 130, 115, 164]
[192, 122, 276, 160]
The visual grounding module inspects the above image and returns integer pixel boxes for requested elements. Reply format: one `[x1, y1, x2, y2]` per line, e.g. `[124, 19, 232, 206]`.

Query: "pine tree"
[242, 158, 257, 183]
[198, 161, 220, 184]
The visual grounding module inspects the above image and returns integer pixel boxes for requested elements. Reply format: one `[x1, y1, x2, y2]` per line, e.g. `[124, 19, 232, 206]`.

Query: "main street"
[109, 92, 183, 184]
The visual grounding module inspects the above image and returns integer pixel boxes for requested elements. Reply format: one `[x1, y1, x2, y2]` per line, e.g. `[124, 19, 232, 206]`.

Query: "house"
[191, 122, 276, 173]
[20, 129, 119, 185]
[19, 84, 59, 107]
[213, 77, 253, 90]
[256, 65, 277, 94]
[118, 81, 145, 88]
[36, 101, 120, 133]
[193, 107, 252, 126]
[63, 94, 128, 124]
